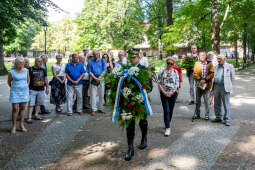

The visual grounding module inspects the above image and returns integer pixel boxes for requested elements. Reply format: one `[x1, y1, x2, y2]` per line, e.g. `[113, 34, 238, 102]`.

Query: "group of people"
[158, 45, 235, 139]
[7, 45, 235, 162]
[7, 48, 149, 134]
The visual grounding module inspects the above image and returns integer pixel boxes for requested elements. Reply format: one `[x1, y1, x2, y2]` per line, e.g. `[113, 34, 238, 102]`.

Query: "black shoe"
[138, 137, 147, 150]
[211, 119, 222, 123]
[192, 114, 201, 120]
[40, 110, 51, 114]
[124, 146, 134, 161]
[188, 101, 195, 105]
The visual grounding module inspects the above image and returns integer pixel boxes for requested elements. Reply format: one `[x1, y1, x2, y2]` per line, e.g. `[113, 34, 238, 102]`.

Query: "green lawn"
[5, 57, 69, 76]
[5, 57, 245, 76]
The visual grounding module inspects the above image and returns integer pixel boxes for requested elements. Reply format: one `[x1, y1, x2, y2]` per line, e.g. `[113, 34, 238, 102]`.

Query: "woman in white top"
[50, 55, 66, 112]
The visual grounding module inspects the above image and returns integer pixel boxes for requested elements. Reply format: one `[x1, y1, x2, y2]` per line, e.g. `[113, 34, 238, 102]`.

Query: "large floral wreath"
[105, 64, 153, 129]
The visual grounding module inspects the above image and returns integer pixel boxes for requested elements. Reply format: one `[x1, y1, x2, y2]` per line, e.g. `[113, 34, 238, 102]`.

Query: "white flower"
[122, 87, 132, 98]
[121, 112, 133, 120]
[135, 93, 144, 102]
[128, 67, 140, 76]
[112, 67, 122, 77]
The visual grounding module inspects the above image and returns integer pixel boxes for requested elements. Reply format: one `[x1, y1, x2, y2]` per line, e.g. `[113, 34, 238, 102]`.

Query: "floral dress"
[50, 64, 66, 106]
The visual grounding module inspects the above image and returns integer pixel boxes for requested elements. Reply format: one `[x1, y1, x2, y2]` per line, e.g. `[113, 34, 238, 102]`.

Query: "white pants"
[91, 82, 105, 111]
[66, 85, 83, 113]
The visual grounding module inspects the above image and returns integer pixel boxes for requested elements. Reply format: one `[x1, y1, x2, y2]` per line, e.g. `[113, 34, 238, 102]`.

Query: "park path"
[1, 64, 255, 169]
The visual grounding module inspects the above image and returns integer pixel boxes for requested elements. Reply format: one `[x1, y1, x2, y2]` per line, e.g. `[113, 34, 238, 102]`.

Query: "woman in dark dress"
[102, 53, 113, 105]
[50, 55, 66, 112]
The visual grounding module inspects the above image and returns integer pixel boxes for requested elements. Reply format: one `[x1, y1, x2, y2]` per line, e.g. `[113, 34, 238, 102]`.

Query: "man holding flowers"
[106, 48, 153, 161]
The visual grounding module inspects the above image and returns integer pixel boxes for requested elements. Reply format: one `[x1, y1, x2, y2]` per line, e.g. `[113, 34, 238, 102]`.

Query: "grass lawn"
[5, 57, 69, 76]
[4, 57, 245, 76]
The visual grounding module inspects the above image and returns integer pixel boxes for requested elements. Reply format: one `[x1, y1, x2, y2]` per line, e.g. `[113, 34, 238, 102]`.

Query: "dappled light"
[170, 155, 198, 169]
[237, 135, 255, 156]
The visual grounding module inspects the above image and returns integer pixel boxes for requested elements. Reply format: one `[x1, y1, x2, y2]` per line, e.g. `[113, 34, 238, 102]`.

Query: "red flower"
[115, 86, 118, 90]
[142, 84, 147, 89]
[109, 82, 113, 87]
[135, 108, 139, 112]
[127, 104, 133, 109]
[123, 83, 127, 88]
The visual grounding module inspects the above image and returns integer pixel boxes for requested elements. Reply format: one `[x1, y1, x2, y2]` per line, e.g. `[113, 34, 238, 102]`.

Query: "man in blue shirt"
[87, 49, 107, 115]
[65, 53, 86, 116]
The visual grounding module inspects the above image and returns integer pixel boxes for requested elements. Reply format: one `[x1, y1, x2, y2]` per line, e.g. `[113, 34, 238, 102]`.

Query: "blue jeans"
[160, 92, 178, 128]
[213, 84, 231, 122]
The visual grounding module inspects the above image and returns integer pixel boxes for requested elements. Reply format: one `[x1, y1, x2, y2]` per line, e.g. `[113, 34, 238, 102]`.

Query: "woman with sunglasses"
[158, 58, 179, 136]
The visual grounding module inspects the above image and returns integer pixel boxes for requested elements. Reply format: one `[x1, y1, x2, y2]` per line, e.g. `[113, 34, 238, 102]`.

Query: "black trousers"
[126, 119, 148, 146]
[82, 80, 90, 108]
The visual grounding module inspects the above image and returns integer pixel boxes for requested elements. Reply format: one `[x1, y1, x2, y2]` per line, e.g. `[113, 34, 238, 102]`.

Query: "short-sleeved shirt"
[29, 67, 47, 91]
[86, 58, 107, 76]
[65, 62, 86, 86]
[52, 64, 65, 76]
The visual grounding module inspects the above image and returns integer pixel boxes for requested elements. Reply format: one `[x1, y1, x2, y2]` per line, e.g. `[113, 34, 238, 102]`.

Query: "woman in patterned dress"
[158, 58, 179, 136]
[8, 57, 30, 134]
[50, 55, 66, 112]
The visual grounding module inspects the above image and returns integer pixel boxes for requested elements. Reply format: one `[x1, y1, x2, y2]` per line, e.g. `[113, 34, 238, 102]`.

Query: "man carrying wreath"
[106, 48, 153, 161]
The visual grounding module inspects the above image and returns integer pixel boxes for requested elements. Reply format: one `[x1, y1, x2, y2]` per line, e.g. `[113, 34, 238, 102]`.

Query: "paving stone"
[144, 121, 240, 170]
[4, 114, 89, 170]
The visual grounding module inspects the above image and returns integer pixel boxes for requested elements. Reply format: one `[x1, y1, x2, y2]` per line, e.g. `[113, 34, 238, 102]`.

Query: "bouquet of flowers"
[181, 55, 198, 70]
[105, 65, 152, 129]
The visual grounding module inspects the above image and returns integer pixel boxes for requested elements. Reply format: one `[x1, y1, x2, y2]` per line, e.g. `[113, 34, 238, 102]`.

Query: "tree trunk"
[243, 23, 247, 69]
[166, 0, 173, 25]
[0, 28, 8, 75]
[234, 37, 238, 68]
[211, 0, 220, 54]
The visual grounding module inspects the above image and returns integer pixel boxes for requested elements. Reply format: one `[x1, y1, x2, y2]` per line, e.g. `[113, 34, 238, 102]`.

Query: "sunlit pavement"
[1, 64, 255, 169]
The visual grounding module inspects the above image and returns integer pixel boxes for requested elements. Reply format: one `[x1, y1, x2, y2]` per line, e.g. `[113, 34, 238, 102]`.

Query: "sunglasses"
[167, 62, 173, 65]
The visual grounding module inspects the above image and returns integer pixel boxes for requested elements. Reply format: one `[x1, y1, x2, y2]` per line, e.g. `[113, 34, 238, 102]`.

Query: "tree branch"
[220, 0, 232, 30]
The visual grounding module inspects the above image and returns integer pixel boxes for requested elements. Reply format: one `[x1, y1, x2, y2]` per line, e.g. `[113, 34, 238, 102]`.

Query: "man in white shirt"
[139, 51, 149, 68]
[115, 51, 127, 68]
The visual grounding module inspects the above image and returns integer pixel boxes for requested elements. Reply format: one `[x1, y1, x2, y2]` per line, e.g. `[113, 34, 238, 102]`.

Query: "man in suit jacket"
[192, 52, 214, 120]
[211, 54, 235, 126]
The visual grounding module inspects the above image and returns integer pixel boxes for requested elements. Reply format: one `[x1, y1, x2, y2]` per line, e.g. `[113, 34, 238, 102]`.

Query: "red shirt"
[172, 65, 182, 88]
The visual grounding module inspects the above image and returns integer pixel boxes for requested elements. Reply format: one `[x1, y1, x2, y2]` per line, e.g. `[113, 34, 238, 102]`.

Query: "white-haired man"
[211, 54, 235, 126]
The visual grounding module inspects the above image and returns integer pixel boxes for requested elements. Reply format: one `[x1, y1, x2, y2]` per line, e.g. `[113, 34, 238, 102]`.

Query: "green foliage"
[105, 64, 152, 129]
[75, 0, 145, 51]
[32, 17, 77, 53]
[4, 20, 41, 52]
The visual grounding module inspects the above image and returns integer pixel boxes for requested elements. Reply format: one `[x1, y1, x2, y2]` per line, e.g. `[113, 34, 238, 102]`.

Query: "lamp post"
[43, 23, 48, 55]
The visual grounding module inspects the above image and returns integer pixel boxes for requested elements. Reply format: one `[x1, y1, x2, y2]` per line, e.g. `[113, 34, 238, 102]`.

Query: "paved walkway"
[1, 64, 255, 169]
[145, 121, 240, 170]
[4, 114, 90, 169]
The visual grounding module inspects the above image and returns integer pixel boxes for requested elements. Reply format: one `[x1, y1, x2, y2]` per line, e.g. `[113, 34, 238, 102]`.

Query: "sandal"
[26, 119, 33, 124]
[34, 116, 43, 120]
[20, 127, 28, 132]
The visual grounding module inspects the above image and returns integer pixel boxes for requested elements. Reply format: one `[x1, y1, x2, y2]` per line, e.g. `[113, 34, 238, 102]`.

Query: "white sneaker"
[164, 128, 171, 136]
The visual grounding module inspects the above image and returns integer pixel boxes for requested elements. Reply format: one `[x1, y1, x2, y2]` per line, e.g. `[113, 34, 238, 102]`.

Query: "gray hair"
[24, 57, 29, 63]
[217, 54, 225, 59]
[13, 57, 25, 69]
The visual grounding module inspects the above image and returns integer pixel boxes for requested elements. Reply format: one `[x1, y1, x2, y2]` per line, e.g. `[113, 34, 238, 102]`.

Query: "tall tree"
[0, 0, 62, 74]
[75, 0, 144, 51]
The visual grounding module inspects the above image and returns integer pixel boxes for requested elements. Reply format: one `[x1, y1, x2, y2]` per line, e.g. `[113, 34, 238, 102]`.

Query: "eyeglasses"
[167, 62, 173, 66]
